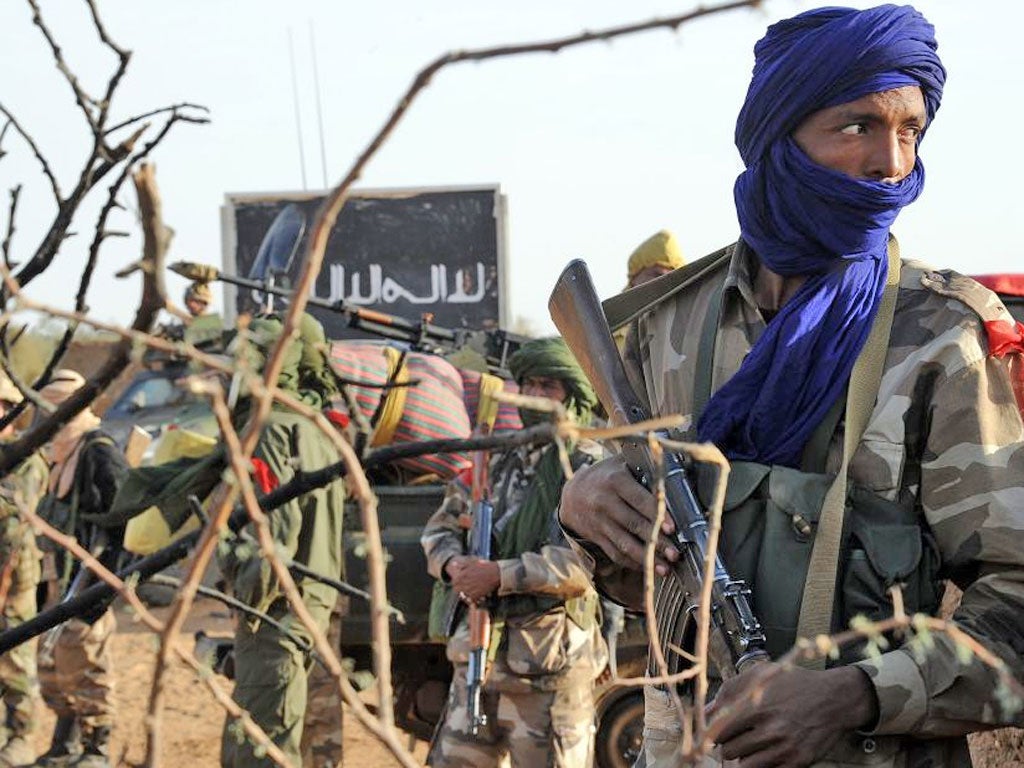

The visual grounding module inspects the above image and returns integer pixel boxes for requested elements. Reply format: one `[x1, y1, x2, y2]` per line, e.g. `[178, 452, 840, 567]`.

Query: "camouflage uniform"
[35, 426, 127, 768]
[572, 240, 1024, 767]
[0, 451, 48, 754]
[218, 409, 345, 768]
[422, 441, 608, 768]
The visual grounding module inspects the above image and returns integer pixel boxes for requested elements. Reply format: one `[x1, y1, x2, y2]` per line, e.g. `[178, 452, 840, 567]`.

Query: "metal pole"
[309, 20, 330, 190]
[288, 27, 308, 190]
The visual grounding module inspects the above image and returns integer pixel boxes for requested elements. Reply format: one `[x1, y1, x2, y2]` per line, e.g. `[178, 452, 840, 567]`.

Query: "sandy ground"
[22, 594, 1024, 767]
[27, 597, 429, 768]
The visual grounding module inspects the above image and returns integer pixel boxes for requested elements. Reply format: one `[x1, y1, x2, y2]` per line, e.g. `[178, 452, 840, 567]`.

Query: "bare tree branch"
[26, 0, 101, 133]
[0, 103, 61, 201]
[2, 185, 21, 269]
[0, 162, 169, 475]
[105, 102, 210, 136]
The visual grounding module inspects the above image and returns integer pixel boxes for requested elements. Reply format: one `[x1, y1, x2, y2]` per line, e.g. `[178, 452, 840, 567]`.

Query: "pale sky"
[2, 0, 1020, 337]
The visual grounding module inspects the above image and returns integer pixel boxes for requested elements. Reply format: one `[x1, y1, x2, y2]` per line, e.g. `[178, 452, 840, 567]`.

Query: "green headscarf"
[507, 337, 597, 426]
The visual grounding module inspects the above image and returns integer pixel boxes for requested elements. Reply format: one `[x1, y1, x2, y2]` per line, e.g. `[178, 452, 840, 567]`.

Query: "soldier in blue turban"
[559, 5, 1024, 767]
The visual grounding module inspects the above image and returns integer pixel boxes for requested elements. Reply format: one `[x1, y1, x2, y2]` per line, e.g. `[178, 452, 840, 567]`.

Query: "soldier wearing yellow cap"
[184, 281, 213, 318]
[625, 230, 685, 290]
[614, 231, 687, 350]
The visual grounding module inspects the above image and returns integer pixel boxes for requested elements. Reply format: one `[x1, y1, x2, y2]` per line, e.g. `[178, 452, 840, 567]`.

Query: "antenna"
[287, 27, 308, 190]
[309, 20, 329, 190]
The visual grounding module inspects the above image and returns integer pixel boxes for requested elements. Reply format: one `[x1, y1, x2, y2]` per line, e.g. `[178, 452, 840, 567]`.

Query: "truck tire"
[595, 691, 644, 768]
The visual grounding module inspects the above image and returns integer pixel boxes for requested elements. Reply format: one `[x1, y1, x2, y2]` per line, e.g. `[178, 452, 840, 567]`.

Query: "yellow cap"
[627, 230, 685, 281]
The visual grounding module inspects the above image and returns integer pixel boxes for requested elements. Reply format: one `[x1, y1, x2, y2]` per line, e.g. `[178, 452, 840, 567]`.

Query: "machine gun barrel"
[169, 261, 527, 376]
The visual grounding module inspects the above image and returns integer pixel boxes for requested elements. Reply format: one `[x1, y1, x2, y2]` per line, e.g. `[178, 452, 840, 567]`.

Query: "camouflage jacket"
[0, 451, 49, 595]
[422, 441, 608, 691]
[576, 241, 1024, 748]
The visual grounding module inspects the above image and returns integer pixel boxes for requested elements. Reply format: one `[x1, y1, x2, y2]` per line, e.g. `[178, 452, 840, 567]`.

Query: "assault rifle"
[464, 438, 495, 735]
[548, 259, 769, 679]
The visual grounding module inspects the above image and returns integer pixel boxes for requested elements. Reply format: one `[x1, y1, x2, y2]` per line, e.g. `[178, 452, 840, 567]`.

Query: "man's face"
[629, 264, 674, 288]
[186, 297, 208, 317]
[521, 375, 569, 405]
[791, 85, 927, 183]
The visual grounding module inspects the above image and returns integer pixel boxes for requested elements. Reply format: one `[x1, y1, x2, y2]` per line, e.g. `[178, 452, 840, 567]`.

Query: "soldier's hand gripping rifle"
[548, 259, 769, 680]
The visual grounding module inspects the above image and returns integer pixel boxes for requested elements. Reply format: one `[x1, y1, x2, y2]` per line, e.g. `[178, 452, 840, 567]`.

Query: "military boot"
[0, 733, 33, 767]
[35, 716, 82, 767]
[68, 725, 110, 768]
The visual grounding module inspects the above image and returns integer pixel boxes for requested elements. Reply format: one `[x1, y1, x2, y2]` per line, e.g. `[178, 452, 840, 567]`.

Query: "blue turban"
[696, 5, 945, 467]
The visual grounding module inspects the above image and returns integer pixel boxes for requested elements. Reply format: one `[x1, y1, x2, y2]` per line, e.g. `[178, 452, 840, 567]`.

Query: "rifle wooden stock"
[548, 259, 768, 679]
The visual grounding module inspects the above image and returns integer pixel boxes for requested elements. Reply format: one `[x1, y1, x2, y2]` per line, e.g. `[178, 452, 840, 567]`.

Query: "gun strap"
[796, 236, 901, 666]
[602, 245, 734, 332]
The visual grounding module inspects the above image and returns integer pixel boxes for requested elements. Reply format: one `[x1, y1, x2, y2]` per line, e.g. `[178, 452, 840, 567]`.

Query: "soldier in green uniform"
[422, 337, 608, 767]
[0, 376, 49, 768]
[560, 6, 1024, 768]
[217, 317, 346, 768]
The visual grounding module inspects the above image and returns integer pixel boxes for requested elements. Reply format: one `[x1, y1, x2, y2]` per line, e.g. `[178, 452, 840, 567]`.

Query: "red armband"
[250, 457, 279, 494]
[985, 320, 1024, 417]
[984, 319, 1024, 358]
[324, 408, 350, 430]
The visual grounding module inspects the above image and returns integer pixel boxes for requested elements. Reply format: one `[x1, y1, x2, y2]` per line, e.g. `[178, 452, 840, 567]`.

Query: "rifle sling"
[602, 246, 734, 332]
[796, 237, 901, 664]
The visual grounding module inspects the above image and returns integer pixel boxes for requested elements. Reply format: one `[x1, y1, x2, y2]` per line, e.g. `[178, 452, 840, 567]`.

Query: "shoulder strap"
[602, 244, 735, 331]
[796, 237, 902, 665]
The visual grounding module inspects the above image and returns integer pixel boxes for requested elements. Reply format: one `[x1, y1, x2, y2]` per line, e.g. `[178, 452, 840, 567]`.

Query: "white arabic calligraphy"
[314, 262, 488, 306]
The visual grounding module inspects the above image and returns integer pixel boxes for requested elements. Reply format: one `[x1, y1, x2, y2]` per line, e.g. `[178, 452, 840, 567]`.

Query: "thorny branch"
[16, 0, 954, 764]
[0, 163, 170, 474]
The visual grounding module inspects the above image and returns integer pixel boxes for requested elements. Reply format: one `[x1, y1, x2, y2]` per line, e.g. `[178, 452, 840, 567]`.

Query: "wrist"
[831, 666, 879, 731]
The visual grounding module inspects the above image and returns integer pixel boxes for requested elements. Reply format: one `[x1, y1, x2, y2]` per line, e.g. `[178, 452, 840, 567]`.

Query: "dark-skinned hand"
[706, 662, 879, 768]
[445, 556, 500, 603]
[558, 455, 680, 575]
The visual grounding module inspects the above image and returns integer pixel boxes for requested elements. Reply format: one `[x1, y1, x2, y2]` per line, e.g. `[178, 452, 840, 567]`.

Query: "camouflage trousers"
[429, 663, 595, 768]
[222, 599, 333, 768]
[38, 608, 116, 728]
[0, 587, 38, 739]
[299, 609, 343, 768]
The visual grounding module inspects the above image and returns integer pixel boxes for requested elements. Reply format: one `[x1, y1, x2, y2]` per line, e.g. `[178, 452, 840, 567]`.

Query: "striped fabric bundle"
[460, 369, 523, 433]
[328, 341, 473, 479]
